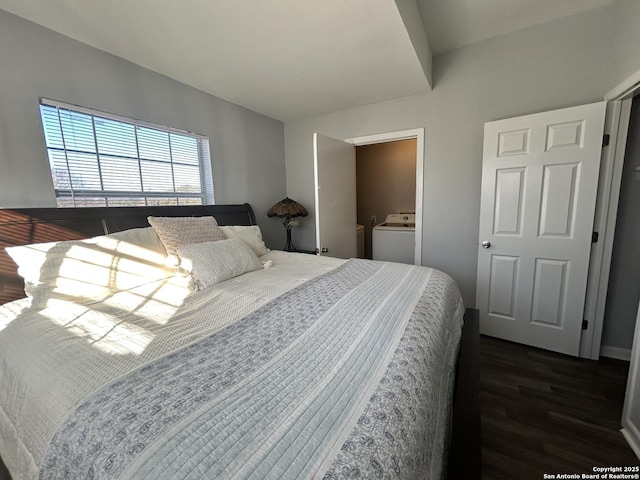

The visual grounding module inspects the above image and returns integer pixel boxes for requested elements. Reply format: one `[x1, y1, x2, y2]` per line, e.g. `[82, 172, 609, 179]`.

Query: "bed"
[0, 204, 479, 480]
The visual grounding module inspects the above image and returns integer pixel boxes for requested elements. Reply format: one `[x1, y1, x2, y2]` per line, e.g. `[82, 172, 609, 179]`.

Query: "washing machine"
[372, 213, 415, 264]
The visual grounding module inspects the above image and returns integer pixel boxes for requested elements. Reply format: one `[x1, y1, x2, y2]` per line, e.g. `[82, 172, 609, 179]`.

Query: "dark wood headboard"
[0, 204, 256, 305]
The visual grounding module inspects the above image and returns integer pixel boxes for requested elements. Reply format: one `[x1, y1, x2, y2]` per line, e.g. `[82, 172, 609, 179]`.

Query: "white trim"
[593, 99, 632, 357]
[605, 69, 640, 101]
[581, 100, 632, 358]
[600, 345, 631, 362]
[621, 300, 640, 460]
[345, 128, 425, 266]
[621, 428, 640, 459]
[312, 133, 321, 255]
[581, 69, 640, 359]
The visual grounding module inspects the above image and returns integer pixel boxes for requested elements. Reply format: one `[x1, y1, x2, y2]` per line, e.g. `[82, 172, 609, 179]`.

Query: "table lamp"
[267, 197, 308, 252]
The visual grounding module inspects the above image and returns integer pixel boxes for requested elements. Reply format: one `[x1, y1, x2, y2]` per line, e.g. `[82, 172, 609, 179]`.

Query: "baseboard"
[621, 428, 640, 460]
[600, 345, 632, 361]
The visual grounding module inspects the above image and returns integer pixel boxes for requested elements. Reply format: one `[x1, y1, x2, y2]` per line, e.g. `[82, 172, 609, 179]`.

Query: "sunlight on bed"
[6, 236, 194, 354]
[37, 237, 173, 297]
[38, 274, 192, 355]
[40, 298, 154, 355]
[101, 274, 193, 323]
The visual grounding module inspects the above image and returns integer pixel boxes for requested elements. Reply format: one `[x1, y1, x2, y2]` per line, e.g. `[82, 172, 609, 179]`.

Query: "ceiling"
[0, 0, 614, 121]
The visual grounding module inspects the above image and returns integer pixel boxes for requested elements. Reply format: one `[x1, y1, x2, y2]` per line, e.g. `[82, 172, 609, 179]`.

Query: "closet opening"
[346, 127, 424, 266]
[355, 139, 417, 262]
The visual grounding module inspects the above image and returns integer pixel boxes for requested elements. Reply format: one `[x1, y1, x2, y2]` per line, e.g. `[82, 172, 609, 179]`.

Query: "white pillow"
[177, 238, 263, 290]
[147, 216, 226, 256]
[6, 230, 174, 300]
[220, 225, 270, 256]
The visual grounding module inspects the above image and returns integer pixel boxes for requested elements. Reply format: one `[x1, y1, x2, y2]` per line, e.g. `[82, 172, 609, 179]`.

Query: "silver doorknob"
[481, 241, 491, 249]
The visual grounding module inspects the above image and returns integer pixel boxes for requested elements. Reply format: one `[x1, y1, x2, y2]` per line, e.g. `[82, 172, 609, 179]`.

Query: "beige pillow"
[220, 225, 270, 256]
[147, 216, 226, 255]
[177, 238, 263, 290]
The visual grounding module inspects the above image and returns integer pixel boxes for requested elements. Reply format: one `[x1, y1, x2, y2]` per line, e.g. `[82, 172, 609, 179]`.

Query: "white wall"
[0, 10, 287, 247]
[608, 0, 640, 90]
[284, 2, 640, 307]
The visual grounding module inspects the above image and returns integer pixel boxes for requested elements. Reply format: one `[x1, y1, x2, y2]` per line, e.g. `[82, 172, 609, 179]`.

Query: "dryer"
[372, 213, 415, 264]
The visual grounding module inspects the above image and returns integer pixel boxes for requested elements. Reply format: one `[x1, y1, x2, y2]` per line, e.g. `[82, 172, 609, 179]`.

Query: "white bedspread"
[0, 252, 344, 480]
[1, 252, 464, 480]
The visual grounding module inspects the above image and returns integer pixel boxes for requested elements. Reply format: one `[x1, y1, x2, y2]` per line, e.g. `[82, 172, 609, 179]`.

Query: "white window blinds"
[39, 99, 214, 207]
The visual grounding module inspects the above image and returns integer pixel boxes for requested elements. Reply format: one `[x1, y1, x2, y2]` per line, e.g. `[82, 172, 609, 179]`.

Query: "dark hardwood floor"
[481, 335, 639, 479]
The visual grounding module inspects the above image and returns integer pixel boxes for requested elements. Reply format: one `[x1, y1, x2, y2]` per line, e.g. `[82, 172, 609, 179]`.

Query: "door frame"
[345, 128, 424, 266]
[622, 298, 640, 458]
[581, 69, 640, 359]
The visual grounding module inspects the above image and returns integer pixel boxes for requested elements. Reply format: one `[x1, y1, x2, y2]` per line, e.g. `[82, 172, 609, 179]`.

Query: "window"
[39, 99, 214, 207]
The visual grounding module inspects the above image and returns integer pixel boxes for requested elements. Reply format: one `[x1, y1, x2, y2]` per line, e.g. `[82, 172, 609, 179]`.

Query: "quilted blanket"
[2, 257, 463, 480]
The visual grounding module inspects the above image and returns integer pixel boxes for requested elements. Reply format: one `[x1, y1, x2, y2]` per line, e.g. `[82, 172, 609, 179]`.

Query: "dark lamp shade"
[267, 197, 308, 218]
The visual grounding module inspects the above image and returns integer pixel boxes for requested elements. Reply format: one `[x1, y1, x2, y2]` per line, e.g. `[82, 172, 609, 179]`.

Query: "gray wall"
[284, 1, 640, 317]
[602, 95, 640, 350]
[0, 10, 286, 248]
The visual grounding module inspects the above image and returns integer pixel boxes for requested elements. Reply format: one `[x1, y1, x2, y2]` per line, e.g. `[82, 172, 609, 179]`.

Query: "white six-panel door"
[476, 102, 606, 356]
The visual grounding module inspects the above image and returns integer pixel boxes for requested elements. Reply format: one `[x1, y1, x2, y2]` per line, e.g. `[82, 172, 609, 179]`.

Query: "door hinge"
[582, 319, 589, 330]
[592, 231, 599, 243]
[603, 134, 610, 147]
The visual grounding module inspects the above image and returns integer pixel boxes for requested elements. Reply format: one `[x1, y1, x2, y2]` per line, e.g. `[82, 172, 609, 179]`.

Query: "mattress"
[0, 251, 463, 480]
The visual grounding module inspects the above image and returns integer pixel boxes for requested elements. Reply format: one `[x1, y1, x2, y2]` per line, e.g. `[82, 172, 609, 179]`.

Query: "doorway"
[355, 139, 417, 260]
[580, 71, 640, 360]
[600, 94, 640, 359]
[347, 128, 424, 265]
